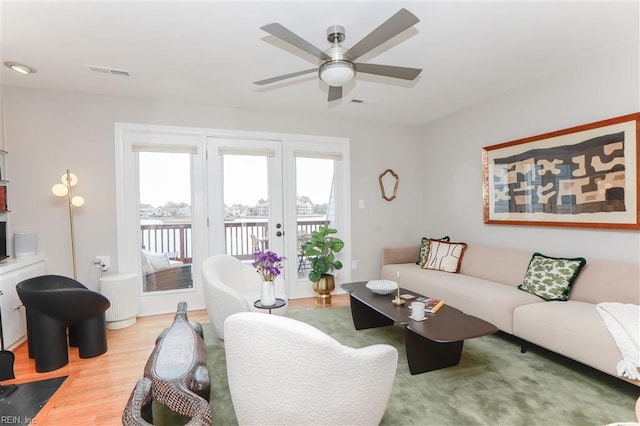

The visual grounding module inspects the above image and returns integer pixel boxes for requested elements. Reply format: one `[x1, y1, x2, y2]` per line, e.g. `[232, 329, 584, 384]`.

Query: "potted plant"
[301, 226, 344, 305]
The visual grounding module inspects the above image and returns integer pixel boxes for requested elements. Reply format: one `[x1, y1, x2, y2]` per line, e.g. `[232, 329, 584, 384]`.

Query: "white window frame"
[115, 123, 207, 315]
[284, 138, 351, 299]
[115, 123, 350, 314]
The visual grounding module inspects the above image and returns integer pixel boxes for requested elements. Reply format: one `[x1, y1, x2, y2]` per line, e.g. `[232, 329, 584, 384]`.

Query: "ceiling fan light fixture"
[319, 61, 355, 87]
[4, 61, 37, 75]
[257, 9, 421, 101]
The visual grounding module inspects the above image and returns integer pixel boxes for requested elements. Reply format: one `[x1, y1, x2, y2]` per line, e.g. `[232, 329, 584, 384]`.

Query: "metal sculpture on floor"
[122, 302, 211, 425]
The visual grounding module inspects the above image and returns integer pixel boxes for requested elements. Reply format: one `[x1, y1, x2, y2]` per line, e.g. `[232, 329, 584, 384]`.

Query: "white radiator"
[99, 273, 139, 330]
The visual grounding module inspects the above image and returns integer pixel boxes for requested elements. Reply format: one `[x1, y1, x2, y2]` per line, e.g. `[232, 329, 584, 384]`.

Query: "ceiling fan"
[254, 8, 422, 102]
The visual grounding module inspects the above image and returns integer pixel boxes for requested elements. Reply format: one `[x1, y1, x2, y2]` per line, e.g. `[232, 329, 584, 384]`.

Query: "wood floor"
[3, 294, 349, 425]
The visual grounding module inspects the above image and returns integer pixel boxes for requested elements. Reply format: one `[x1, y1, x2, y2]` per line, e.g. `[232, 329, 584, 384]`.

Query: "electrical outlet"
[352, 260, 357, 269]
[96, 255, 110, 271]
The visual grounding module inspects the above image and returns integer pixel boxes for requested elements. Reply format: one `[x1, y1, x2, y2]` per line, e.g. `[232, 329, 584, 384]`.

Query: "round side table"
[253, 298, 286, 314]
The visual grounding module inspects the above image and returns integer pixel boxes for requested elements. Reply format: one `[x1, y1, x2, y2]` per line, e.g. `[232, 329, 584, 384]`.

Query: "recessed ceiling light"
[4, 61, 37, 75]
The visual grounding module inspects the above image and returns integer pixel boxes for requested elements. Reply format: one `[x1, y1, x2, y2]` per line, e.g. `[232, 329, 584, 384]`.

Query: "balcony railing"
[141, 218, 329, 263]
[141, 223, 192, 263]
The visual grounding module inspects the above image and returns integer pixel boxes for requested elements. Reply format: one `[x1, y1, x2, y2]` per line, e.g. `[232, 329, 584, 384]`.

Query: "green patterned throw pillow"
[416, 236, 450, 265]
[518, 253, 586, 301]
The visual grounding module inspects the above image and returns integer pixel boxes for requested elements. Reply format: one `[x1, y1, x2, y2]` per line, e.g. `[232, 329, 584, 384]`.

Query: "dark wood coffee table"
[342, 282, 498, 375]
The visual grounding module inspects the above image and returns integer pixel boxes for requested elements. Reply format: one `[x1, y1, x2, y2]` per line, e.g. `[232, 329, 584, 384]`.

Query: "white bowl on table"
[366, 279, 398, 295]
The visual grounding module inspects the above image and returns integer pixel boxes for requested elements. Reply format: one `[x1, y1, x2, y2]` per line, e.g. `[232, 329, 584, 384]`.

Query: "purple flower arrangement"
[252, 250, 284, 282]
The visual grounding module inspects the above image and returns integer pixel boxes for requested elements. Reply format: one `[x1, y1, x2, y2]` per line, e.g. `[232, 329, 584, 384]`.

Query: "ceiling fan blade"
[345, 9, 419, 61]
[254, 68, 318, 85]
[261, 23, 331, 61]
[328, 85, 342, 102]
[355, 63, 422, 80]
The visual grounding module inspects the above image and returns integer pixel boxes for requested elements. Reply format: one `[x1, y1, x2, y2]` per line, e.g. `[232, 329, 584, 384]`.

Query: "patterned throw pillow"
[416, 236, 450, 265]
[518, 253, 586, 301]
[421, 239, 467, 273]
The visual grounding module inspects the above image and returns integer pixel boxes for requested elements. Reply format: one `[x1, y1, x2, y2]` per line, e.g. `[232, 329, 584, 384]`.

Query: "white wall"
[419, 42, 640, 263]
[6, 38, 636, 299]
[2, 87, 422, 291]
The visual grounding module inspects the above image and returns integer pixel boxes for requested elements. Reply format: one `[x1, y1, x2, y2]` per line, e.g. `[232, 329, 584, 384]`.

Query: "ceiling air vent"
[86, 64, 130, 77]
[350, 99, 378, 104]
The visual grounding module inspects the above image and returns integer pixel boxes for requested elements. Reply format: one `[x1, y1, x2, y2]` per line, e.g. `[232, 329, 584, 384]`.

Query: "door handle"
[276, 231, 283, 237]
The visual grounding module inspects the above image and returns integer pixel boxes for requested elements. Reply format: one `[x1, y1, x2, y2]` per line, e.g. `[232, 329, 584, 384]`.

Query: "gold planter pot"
[313, 274, 335, 305]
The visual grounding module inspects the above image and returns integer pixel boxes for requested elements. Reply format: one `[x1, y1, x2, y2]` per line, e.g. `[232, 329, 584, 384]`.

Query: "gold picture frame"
[482, 113, 640, 230]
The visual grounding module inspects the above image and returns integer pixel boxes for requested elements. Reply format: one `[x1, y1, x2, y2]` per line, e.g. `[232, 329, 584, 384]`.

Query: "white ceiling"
[1, 1, 638, 126]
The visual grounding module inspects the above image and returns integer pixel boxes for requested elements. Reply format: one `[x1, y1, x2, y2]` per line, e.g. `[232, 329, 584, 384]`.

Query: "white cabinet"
[0, 256, 45, 349]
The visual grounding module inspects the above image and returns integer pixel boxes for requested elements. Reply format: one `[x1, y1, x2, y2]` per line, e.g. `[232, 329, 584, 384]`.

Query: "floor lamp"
[52, 170, 84, 280]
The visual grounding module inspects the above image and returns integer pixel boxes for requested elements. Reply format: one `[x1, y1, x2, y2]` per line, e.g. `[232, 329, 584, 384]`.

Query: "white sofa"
[380, 243, 640, 387]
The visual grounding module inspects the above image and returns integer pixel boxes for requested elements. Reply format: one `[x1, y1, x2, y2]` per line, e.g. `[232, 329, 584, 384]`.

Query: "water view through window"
[296, 157, 335, 277]
[138, 152, 194, 292]
[221, 155, 335, 278]
[223, 155, 269, 258]
[137, 151, 337, 287]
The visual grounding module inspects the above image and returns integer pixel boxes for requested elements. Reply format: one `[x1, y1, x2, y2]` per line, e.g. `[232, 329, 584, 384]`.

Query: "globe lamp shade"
[319, 61, 355, 87]
[61, 172, 78, 187]
[52, 183, 69, 197]
[71, 196, 85, 207]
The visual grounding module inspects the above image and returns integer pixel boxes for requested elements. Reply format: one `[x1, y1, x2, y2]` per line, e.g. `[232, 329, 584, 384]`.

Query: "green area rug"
[203, 306, 639, 425]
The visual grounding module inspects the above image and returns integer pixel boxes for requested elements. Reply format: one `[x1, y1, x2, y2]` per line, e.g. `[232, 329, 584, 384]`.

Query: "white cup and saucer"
[409, 301, 427, 321]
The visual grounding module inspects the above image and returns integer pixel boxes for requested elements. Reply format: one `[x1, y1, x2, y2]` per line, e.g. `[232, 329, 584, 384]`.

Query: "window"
[138, 152, 194, 293]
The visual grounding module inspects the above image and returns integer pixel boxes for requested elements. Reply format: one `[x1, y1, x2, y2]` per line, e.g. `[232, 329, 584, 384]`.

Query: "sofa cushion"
[568, 258, 640, 305]
[513, 301, 625, 380]
[459, 244, 533, 287]
[421, 240, 467, 273]
[383, 245, 420, 266]
[416, 236, 450, 265]
[518, 253, 586, 301]
[381, 263, 542, 333]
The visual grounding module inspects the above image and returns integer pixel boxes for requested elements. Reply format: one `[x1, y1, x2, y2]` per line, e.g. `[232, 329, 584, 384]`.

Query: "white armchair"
[201, 255, 287, 340]
[224, 312, 398, 425]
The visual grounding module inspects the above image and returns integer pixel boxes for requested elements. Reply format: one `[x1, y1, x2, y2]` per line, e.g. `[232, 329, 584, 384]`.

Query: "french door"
[207, 136, 351, 299]
[116, 123, 350, 315]
[116, 126, 208, 315]
[207, 138, 285, 261]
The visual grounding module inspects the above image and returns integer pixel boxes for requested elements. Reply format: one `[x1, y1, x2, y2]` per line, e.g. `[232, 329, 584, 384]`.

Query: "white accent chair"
[224, 312, 398, 425]
[201, 255, 287, 340]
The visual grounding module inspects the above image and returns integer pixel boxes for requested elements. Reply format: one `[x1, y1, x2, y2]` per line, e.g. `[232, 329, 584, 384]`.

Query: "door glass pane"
[223, 155, 269, 260]
[296, 157, 334, 278]
[138, 152, 193, 292]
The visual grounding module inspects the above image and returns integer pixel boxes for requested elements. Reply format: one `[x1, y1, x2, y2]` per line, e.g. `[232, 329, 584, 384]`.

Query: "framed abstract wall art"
[482, 113, 640, 229]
